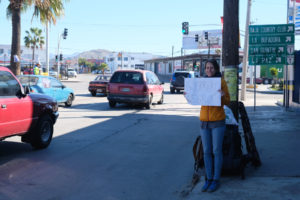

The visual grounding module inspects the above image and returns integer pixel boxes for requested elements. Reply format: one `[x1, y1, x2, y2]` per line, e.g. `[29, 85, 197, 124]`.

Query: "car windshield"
[174, 72, 190, 78]
[68, 69, 75, 71]
[18, 76, 39, 86]
[95, 75, 111, 81]
[110, 72, 144, 84]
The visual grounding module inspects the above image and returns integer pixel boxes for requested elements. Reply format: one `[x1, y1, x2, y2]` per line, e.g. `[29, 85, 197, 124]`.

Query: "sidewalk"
[185, 97, 300, 200]
[241, 84, 283, 94]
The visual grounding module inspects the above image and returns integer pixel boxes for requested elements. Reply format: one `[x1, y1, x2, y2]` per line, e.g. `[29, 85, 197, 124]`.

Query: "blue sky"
[0, 0, 290, 57]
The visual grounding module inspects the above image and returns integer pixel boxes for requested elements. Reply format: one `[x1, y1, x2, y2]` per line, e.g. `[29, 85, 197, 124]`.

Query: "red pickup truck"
[0, 67, 59, 149]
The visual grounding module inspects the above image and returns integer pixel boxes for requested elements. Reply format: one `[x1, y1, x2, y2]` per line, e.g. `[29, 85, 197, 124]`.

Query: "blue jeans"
[200, 125, 226, 180]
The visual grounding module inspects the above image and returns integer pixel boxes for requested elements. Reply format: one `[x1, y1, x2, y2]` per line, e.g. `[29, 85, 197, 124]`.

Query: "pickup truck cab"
[0, 67, 59, 149]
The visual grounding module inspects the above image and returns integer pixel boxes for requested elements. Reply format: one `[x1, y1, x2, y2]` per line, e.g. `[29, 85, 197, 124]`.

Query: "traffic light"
[63, 28, 68, 39]
[205, 32, 208, 40]
[59, 54, 63, 61]
[182, 22, 189, 35]
[195, 34, 199, 42]
[55, 55, 58, 62]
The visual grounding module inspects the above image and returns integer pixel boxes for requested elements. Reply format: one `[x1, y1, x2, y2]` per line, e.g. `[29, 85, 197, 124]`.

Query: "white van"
[68, 68, 77, 78]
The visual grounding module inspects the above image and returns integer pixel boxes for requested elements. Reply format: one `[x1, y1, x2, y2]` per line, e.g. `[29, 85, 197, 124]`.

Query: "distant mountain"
[63, 49, 164, 61]
[65, 49, 112, 60]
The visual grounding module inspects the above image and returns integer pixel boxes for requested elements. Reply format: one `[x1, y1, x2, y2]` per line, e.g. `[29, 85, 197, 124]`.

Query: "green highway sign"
[248, 24, 295, 65]
[249, 35, 294, 45]
[249, 55, 294, 65]
[249, 45, 294, 56]
[249, 24, 294, 35]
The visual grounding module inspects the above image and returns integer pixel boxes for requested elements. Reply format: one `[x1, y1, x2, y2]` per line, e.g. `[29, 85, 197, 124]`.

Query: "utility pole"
[223, 0, 240, 120]
[241, 0, 252, 101]
[46, 22, 49, 75]
[181, 48, 183, 69]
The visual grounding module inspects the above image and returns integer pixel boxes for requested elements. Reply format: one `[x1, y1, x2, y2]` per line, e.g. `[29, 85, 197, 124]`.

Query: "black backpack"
[192, 102, 261, 180]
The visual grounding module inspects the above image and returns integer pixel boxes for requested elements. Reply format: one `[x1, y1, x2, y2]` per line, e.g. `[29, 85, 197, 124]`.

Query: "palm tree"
[98, 63, 109, 75]
[24, 27, 45, 67]
[6, 0, 66, 75]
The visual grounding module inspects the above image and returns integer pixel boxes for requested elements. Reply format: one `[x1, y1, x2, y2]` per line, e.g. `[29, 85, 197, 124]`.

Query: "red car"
[107, 70, 164, 109]
[88, 74, 111, 96]
[0, 67, 59, 149]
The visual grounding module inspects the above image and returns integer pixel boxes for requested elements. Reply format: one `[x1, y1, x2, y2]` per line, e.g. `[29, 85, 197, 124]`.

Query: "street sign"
[249, 35, 294, 45]
[248, 24, 295, 65]
[249, 24, 294, 34]
[249, 55, 287, 65]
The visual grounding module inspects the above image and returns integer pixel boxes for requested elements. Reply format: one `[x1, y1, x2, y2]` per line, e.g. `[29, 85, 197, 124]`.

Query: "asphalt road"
[0, 74, 284, 200]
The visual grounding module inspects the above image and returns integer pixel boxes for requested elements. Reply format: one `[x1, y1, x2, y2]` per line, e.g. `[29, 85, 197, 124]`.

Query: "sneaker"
[207, 180, 220, 193]
[201, 180, 212, 192]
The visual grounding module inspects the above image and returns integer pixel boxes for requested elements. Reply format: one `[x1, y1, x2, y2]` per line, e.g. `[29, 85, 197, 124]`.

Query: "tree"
[24, 27, 45, 66]
[78, 58, 93, 73]
[6, 0, 66, 75]
[98, 63, 109, 74]
[270, 67, 278, 88]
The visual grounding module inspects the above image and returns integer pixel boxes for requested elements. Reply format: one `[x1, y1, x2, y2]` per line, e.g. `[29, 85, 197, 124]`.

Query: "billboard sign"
[182, 29, 222, 50]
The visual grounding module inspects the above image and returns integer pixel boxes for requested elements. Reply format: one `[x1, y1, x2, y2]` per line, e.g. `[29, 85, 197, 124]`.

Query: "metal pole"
[241, 0, 252, 101]
[254, 65, 256, 111]
[46, 22, 49, 75]
[285, 65, 289, 111]
[57, 33, 61, 79]
[181, 48, 183, 69]
[172, 46, 174, 72]
[208, 40, 210, 59]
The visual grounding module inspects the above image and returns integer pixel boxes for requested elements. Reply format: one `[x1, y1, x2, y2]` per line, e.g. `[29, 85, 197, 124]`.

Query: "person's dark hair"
[205, 59, 220, 73]
[205, 59, 221, 77]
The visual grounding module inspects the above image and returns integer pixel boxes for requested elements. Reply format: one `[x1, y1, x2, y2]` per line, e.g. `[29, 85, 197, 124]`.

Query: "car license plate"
[97, 89, 102, 92]
[121, 88, 130, 92]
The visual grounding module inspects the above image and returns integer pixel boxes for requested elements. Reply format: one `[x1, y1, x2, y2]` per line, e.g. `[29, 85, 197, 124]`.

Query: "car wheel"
[65, 94, 73, 107]
[109, 100, 116, 108]
[170, 88, 175, 94]
[91, 91, 96, 96]
[145, 95, 153, 109]
[157, 93, 164, 104]
[30, 115, 53, 149]
[176, 89, 180, 93]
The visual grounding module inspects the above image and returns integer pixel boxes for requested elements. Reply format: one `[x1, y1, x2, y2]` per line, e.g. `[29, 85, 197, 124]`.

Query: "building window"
[0, 49, 4, 54]
[118, 57, 121, 61]
[131, 57, 134, 60]
[124, 57, 128, 61]
[131, 65, 134, 68]
[124, 65, 128, 68]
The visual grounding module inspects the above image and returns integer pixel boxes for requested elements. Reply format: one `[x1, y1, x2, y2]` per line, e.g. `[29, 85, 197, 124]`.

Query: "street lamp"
[57, 28, 68, 79]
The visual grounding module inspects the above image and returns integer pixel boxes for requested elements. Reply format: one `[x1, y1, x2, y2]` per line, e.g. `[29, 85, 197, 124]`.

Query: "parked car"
[67, 68, 77, 78]
[88, 74, 111, 96]
[18, 75, 75, 107]
[0, 67, 59, 149]
[107, 70, 164, 109]
[49, 70, 58, 77]
[170, 71, 195, 93]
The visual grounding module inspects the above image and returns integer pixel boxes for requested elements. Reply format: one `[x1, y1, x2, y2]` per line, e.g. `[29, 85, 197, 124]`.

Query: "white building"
[0, 44, 46, 67]
[106, 52, 163, 72]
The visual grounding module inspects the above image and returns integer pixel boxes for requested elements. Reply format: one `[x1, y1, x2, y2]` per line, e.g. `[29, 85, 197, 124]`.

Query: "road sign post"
[248, 24, 295, 65]
[248, 24, 295, 110]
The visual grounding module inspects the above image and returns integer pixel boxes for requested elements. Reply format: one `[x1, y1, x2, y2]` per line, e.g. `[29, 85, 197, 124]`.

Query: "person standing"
[200, 59, 230, 192]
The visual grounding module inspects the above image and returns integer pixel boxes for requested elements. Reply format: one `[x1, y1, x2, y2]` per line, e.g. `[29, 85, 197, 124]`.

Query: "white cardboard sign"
[184, 78, 221, 106]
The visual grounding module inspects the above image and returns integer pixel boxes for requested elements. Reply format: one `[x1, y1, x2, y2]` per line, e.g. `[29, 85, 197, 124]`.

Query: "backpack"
[221, 124, 247, 178]
[192, 102, 261, 180]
